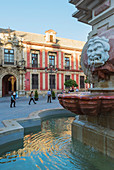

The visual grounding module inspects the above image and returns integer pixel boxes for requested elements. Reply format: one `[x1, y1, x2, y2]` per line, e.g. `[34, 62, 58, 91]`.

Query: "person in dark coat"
[29, 91, 36, 105]
[10, 92, 16, 108]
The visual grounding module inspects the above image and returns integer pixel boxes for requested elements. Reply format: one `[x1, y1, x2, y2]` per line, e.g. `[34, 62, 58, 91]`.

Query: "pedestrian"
[76, 88, 79, 92]
[13, 91, 16, 99]
[47, 89, 51, 103]
[15, 91, 18, 99]
[10, 92, 16, 108]
[68, 89, 70, 93]
[29, 91, 36, 105]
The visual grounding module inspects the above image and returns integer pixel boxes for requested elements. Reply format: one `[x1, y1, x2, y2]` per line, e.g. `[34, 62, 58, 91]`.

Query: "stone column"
[19, 74, 22, 95]
[16, 77, 19, 92]
[23, 74, 25, 91]
[0, 77, 2, 97]
[19, 74, 25, 95]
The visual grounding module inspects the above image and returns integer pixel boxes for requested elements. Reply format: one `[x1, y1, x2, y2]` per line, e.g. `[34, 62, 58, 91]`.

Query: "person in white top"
[76, 88, 79, 92]
[47, 89, 51, 103]
[29, 91, 36, 105]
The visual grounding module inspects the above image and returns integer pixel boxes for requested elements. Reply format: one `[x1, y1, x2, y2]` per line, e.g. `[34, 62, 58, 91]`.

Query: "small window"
[50, 35, 53, 42]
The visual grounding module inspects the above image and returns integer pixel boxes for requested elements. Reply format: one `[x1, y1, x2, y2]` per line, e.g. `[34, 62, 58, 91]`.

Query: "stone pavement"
[0, 95, 62, 128]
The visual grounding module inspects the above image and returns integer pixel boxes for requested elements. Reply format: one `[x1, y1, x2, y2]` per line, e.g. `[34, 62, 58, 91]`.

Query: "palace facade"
[0, 28, 87, 97]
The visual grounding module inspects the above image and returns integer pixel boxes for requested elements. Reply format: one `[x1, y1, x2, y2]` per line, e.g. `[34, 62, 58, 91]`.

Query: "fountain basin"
[58, 92, 114, 116]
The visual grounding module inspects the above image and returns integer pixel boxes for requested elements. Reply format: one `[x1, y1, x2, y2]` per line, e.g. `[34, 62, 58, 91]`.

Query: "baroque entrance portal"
[2, 74, 16, 96]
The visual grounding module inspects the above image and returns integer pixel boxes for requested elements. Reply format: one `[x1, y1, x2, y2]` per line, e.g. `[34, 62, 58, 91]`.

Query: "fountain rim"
[58, 93, 114, 100]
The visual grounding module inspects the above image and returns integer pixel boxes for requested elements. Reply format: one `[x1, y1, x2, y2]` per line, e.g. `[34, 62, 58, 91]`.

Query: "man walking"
[47, 89, 51, 103]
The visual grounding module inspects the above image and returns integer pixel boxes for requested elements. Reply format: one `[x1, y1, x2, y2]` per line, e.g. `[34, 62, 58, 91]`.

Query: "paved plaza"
[0, 95, 62, 128]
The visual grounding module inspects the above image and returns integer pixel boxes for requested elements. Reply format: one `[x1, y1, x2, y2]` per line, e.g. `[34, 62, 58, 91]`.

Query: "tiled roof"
[15, 30, 85, 49]
[0, 28, 85, 49]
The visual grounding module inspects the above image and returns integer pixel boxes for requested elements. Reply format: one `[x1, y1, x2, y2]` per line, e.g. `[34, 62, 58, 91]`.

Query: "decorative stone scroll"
[0, 67, 19, 79]
[87, 36, 110, 68]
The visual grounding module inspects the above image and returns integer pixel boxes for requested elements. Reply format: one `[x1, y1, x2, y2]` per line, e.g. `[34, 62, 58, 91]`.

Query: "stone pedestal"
[72, 113, 114, 158]
[0, 91, 2, 97]
[69, 0, 114, 159]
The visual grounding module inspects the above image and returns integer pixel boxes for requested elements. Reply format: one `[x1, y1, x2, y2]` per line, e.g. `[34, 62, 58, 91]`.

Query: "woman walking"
[29, 91, 36, 105]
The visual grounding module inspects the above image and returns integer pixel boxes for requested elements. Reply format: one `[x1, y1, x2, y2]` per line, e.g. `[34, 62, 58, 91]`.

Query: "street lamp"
[45, 65, 58, 92]
[18, 59, 26, 70]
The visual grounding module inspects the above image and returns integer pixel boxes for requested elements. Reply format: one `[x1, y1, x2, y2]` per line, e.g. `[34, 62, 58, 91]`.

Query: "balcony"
[48, 64, 57, 69]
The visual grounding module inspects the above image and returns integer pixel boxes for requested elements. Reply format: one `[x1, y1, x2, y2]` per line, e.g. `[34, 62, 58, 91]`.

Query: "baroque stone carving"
[87, 36, 110, 68]
[0, 67, 19, 78]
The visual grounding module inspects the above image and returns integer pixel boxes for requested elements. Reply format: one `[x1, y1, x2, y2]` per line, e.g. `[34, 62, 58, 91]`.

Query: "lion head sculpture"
[87, 36, 110, 68]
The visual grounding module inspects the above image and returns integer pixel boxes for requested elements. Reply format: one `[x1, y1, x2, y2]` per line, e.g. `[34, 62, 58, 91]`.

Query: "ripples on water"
[0, 117, 114, 170]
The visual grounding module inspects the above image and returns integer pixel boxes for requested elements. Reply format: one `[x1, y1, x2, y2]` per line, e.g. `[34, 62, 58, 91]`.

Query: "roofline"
[23, 41, 84, 52]
[0, 29, 85, 44]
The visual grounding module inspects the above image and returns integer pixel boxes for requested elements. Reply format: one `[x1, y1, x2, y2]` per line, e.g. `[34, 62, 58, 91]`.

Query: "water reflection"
[0, 117, 114, 170]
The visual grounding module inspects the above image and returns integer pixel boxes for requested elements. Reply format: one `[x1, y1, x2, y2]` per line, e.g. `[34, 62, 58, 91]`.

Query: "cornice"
[23, 41, 83, 52]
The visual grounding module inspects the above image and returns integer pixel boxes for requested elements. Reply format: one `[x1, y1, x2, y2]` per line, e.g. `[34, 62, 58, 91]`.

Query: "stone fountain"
[58, 0, 114, 158]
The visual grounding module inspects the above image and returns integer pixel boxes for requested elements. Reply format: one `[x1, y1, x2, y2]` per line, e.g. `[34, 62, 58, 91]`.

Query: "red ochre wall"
[71, 55, 74, 69]
[27, 47, 30, 67]
[45, 73, 48, 90]
[56, 52, 59, 68]
[45, 51, 48, 67]
[76, 53, 78, 70]
[57, 73, 59, 90]
[61, 52, 63, 69]
[25, 72, 30, 91]
[24, 47, 85, 91]
[71, 74, 74, 80]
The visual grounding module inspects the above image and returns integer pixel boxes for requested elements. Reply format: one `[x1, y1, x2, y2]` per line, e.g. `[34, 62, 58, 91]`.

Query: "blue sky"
[0, 0, 91, 42]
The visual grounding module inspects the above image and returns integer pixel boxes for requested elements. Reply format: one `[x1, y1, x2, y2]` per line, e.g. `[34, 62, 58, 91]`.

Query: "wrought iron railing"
[47, 64, 57, 69]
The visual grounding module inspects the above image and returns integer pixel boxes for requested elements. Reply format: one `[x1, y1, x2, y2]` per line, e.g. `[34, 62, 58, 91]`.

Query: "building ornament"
[0, 32, 23, 48]
[87, 36, 110, 68]
[0, 67, 19, 79]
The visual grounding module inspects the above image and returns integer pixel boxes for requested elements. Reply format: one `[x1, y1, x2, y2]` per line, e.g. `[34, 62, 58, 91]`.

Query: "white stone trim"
[74, 74, 76, 81]
[43, 73, 45, 90]
[42, 50, 45, 68]
[59, 51, 61, 68]
[59, 74, 61, 89]
[73, 52, 76, 69]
